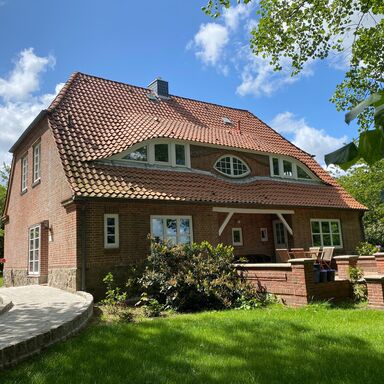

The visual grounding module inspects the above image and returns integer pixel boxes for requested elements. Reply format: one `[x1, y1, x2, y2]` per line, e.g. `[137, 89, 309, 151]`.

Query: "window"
[21, 155, 28, 192]
[123, 146, 147, 162]
[151, 216, 192, 246]
[28, 225, 40, 275]
[175, 144, 186, 166]
[154, 144, 169, 163]
[270, 156, 314, 181]
[232, 228, 243, 246]
[104, 214, 119, 248]
[260, 228, 268, 242]
[33, 143, 41, 183]
[311, 219, 342, 248]
[214, 156, 250, 178]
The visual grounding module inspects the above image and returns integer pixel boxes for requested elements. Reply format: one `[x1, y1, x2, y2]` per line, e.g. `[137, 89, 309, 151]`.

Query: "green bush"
[348, 267, 368, 303]
[136, 293, 163, 317]
[102, 272, 127, 311]
[137, 240, 270, 313]
[355, 241, 379, 256]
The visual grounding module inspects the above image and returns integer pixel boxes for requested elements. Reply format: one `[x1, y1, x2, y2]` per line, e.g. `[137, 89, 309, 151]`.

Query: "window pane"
[312, 234, 322, 247]
[322, 234, 332, 246]
[233, 230, 241, 243]
[215, 157, 231, 175]
[273, 158, 279, 175]
[180, 219, 190, 235]
[332, 234, 341, 246]
[124, 146, 147, 162]
[331, 221, 340, 234]
[321, 222, 330, 234]
[107, 226, 115, 235]
[175, 144, 186, 165]
[166, 219, 177, 237]
[311, 221, 320, 233]
[179, 235, 191, 245]
[152, 218, 164, 239]
[283, 160, 293, 176]
[154, 144, 169, 162]
[107, 235, 115, 244]
[232, 157, 248, 176]
[297, 166, 311, 179]
[215, 156, 248, 177]
[107, 217, 115, 226]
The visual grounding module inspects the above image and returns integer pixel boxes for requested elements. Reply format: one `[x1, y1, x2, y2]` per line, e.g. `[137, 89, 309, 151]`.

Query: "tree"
[338, 159, 384, 245]
[0, 163, 10, 261]
[203, 1, 384, 166]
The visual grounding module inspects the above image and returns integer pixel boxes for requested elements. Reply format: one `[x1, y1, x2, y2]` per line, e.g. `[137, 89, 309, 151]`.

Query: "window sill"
[32, 179, 41, 188]
[20, 189, 28, 196]
[104, 247, 120, 251]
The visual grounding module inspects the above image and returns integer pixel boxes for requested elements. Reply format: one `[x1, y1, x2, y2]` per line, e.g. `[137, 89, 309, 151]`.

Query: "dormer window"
[123, 146, 147, 162]
[270, 156, 314, 181]
[214, 155, 250, 178]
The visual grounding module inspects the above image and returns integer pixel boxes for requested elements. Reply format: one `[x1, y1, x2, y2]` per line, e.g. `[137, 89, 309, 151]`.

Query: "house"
[2, 73, 366, 297]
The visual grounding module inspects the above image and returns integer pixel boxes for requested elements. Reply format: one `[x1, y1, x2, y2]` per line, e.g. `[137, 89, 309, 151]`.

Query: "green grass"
[2, 306, 384, 384]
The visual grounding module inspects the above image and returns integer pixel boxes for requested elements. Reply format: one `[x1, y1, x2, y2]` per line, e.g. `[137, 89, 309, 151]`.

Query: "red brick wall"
[190, 145, 270, 177]
[4, 118, 76, 284]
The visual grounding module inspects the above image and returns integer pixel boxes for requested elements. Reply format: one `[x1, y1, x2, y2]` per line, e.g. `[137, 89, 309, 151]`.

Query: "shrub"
[348, 267, 368, 303]
[136, 293, 163, 317]
[102, 272, 127, 312]
[355, 242, 380, 256]
[137, 240, 269, 313]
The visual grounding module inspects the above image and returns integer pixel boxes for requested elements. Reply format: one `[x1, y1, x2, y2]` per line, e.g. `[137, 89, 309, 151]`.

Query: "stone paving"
[0, 285, 93, 368]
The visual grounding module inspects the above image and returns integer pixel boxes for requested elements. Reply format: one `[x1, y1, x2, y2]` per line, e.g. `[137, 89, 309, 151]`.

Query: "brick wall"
[3, 118, 76, 287]
[190, 145, 270, 177]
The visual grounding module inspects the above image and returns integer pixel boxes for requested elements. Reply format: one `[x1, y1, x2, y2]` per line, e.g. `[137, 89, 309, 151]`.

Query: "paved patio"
[0, 285, 93, 368]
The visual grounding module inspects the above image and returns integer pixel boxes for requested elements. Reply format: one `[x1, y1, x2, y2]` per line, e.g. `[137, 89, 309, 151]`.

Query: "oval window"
[214, 156, 250, 178]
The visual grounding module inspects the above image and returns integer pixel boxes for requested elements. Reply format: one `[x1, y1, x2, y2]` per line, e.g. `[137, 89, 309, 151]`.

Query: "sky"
[0, 0, 366, 168]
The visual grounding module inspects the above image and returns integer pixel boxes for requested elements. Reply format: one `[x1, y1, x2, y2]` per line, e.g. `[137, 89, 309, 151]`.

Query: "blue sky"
[0, 0, 364, 167]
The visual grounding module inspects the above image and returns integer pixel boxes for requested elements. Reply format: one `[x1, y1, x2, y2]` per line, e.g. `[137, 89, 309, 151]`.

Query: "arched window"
[214, 155, 250, 178]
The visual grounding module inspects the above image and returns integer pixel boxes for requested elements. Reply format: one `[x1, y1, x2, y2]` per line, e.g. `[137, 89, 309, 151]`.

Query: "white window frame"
[232, 227, 243, 246]
[269, 156, 315, 181]
[150, 215, 193, 245]
[33, 142, 41, 183]
[28, 224, 40, 275]
[310, 219, 343, 248]
[21, 154, 28, 193]
[104, 214, 120, 248]
[214, 155, 250, 178]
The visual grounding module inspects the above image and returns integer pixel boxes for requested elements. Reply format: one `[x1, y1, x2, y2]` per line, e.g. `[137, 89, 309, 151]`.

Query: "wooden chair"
[275, 249, 290, 263]
[321, 247, 335, 269]
[290, 248, 305, 258]
[309, 247, 321, 259]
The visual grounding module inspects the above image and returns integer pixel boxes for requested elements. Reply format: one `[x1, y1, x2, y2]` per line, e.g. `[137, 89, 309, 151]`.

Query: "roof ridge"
[48, 71, 80, 111]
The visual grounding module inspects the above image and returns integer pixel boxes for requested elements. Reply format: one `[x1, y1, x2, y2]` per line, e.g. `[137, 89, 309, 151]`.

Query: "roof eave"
[9, 110, 48, 154]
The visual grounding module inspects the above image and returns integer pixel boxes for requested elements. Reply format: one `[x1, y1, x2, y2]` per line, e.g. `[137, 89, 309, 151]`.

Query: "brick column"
[333, 255, 358, 280]
[374, 253, 384, 274]
[365, 275, 384, 309]
[288, 258, 315, 306]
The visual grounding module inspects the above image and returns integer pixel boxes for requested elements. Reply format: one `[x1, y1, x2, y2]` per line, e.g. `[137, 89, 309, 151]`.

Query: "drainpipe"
[80, 203, 87, 291]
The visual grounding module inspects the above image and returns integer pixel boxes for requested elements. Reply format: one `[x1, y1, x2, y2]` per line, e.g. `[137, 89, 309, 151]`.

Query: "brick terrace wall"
[190, 145, 270, 177]
[3, 118, 76, 288]
[357, 256, 377, 274]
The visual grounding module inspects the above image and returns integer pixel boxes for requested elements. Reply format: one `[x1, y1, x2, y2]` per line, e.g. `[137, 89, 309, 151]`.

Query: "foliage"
[348, 266, 368, 303]
[137, 241, 267, 312]
[0, 163, 9, 262]
[136, 293, 163, 317]
[101, 272, 127, 311]
[338, 160, 384, 244]
[203, 1, 384, 150]
[356, 241, 380, 256]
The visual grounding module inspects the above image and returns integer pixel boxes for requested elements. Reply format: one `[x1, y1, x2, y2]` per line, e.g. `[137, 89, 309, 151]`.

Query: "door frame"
[272, 219, 288, 249]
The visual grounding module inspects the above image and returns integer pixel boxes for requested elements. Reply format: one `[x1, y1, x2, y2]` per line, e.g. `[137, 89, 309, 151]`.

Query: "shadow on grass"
[1, 309, 384, 384]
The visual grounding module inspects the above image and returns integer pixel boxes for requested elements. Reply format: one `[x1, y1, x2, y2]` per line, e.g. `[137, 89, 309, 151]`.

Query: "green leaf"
[345, 93, 384, 124]
[358, 130, 384, 165]
[324, 142, 359, 168]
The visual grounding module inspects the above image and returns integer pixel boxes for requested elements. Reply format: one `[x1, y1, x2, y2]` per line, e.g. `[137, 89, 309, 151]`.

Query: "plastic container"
[327, 269, 336, 282]
[320, 270, 328, 283]
[313, 270, 320, 283]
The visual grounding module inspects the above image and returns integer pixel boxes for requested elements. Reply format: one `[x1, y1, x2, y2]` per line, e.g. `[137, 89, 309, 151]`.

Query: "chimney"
[148, 77, 169, 99]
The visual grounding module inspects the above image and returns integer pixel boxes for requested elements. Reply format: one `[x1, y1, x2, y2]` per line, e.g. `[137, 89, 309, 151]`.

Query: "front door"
[273, 220, 288, 249]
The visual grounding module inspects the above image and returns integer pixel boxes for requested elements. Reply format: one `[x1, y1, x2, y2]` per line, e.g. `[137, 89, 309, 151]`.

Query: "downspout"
[80, 203, 87, 291]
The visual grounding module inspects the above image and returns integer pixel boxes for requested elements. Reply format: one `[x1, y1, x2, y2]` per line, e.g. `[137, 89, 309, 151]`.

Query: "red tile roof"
[46, 72, 365, 210]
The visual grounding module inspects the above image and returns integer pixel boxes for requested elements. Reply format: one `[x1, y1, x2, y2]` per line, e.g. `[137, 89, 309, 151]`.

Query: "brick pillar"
[333, 255, 358, 280]
[374, 253, 384, 274]
[39, 220, 49, 284]
[365, 275, 384, 309]
[288, 258, 315, 306]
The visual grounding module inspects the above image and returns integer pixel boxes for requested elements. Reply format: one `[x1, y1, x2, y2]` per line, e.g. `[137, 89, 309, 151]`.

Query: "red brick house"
[2, 73, 366, 296]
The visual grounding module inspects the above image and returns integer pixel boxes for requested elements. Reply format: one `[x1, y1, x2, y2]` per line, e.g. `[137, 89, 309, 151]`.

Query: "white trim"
[28, 224, 40, 275]
[150, 215, 193, 245]
[32, 142, 41, 183]
[269, 155, 316, 181]
[214, 155, 250, 178]
[276, 213, 293, 236]
[310, 218, 343, 248]
[260, 227, 268, 242]
[213, 207, 295, 215]
[219, 212, 234, 236]
[21, 154, 28, 193]
[272, 220, 288, 249]
[104, 214, 120, 248]
[232, 228, 243, 246]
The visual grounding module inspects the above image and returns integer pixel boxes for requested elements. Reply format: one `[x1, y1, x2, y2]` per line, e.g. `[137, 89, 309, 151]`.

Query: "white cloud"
[0, 49, 63, 165]
[270, 112, 348, 166]
[223, 3, 254, 31]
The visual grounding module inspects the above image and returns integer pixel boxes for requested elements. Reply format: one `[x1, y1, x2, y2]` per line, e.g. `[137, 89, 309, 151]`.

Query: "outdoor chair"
[309, 247, 321, 259]
[276, 249, 291, 263]
[290, 248, 305, 258]
[320, 247, 335, 269]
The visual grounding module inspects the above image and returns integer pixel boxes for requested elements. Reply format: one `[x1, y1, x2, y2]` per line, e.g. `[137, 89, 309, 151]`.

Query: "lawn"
[1, 306, 384, 384]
